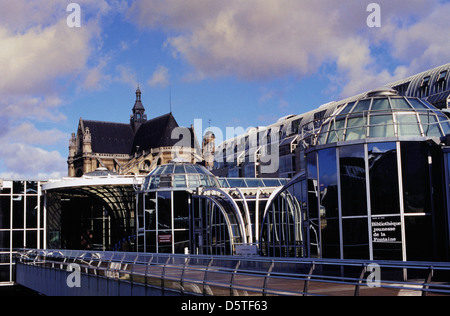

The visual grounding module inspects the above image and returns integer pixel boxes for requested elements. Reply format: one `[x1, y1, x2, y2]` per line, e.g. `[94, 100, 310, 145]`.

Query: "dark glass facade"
[0, 181, 44, 284]
[262, 140, 447, 261]
[261, 93, 450, 262]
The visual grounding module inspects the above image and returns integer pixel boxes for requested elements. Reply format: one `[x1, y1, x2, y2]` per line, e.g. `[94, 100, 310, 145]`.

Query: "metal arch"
[199, 195, 239, 255]
[232, 187, 253, 244]
[201, 187, 248, 243]
[261, 186, 285, 223]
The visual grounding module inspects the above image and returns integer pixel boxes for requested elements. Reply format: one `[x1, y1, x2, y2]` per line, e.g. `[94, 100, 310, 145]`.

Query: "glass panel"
[173, 175, 187, 188]
[245, 178, 264, 187]
[13, 181, 24, 194]
[345, 116, 367, 141]
[26, 231, 38, 249]
[145, 231, 156, 253]
[161, 164, 174, 174]
[339, 145, 367, 216]
[407, 98, 430, 110]
[419, 113, 442, 137]
[369, 114, 395, 138]
[318, 148, 339, 258]
[351, 99, 371, 114]
[174, 230, 190, 254]
[371, 98, 391, 111]
[173, 191, 189, 229]
[400, 142, 431, 214]
[338, 102, 356, 116]
[343, 218, 369, 259]
[334, 119, 346, 141]
[0, 231, 10, 251]
[307, 152, 318, 220]
[174, 164, 186, 174]
[187, 175, 200, 188]
[157, 191, 172, 230]
[318, 122, 329, 144]
[438, 115, 450, 135]
[368, 143, 400, 215]
[396, 114, 421, 137]
[184, 164, 197, 174]
[145, 193, 157, 231]
[321, 218, 340, 259]
[0, 196, 11, 230]
[405, 215, 433, 261]
[390, 97, 412, 110]
[26, 196, 38, 228]
[12, 196, 24, 229]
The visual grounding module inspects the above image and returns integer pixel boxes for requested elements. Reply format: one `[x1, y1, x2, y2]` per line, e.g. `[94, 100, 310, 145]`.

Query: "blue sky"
[0, 0, 449, 179]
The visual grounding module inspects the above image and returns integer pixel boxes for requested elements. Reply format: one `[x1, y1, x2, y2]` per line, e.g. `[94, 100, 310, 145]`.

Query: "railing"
[16, 249, 450, 296]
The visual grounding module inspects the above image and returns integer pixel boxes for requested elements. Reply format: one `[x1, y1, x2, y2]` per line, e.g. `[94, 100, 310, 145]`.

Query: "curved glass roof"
[316, 94, 450, 145]
[142, 162, 220, 191]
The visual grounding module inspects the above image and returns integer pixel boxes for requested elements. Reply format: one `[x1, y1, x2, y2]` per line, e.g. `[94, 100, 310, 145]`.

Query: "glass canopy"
[142, 162, 220, 191]
[317, 95, 450, 145]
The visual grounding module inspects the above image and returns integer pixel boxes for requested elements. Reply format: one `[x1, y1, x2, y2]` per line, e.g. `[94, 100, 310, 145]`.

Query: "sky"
[0, 0, 449, 180]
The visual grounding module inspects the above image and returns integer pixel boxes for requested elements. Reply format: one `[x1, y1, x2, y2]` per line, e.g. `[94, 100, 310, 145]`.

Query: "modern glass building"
[0, 181, 44, 285]
[135, 161, 286, 255]
[261, 88, 450, 262]
[213, 63, 450, 179]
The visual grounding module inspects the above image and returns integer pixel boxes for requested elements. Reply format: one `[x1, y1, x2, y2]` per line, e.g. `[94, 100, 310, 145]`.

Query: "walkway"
[15, 249, 450, 296]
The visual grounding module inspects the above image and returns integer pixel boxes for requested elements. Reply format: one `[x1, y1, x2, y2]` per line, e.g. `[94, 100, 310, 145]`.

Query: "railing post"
[303, 262, 315, 296]
[354, 264, 367, 296]
[203, 258, 214, 296]
[161, 256, 171, 291]
[180, 256, 190, 295]
[229, 260, 241, 296]
[263, 260, 275, 296]
[422, 267, 434, 297]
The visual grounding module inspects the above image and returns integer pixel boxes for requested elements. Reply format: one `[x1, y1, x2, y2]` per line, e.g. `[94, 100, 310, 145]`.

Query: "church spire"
[131, 86, 147, 131]
[136, 85, 142, 101]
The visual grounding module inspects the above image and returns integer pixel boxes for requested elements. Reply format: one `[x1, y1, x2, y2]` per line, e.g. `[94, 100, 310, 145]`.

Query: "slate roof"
[82, 120, 134, 155]
[80, 112, 200, 156]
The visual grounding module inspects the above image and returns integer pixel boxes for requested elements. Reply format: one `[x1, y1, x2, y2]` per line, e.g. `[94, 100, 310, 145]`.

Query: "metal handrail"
[16, 249, 450, 296]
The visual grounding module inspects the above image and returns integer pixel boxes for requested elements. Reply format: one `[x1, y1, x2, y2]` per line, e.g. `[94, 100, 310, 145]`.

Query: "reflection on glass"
[343, 218, 369, 259]
[318, 148, 338, 219]
[318, 148, 339, 258]
[339, 145, 367, 216]
[368, 143, 400, 215]
[400, 142, 431, 214]
[157, 191, 172, 230]
[307, 152, 318, 219]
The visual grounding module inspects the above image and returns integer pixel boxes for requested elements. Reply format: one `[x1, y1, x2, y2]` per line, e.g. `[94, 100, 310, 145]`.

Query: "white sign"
[235, 245, 258, 256]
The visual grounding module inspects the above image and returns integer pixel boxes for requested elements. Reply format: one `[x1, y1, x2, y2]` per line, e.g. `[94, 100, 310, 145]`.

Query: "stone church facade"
[68, 87, 203, 177]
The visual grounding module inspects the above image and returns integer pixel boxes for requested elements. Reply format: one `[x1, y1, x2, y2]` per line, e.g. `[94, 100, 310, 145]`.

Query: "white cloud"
[115, 64, 138, 88]
[0, 143, 67, 180]
[148, 65, 170, 88]
[0, 0, 113, 179]
[127, 0, 449, 97]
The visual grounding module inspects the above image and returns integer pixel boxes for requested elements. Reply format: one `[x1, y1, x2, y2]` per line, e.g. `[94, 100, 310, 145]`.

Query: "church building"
[68, 87, 202, 177]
